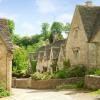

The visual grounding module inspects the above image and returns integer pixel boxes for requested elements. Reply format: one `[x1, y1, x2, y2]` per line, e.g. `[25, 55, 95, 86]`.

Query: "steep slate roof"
[51, 39, 66, 47]
[34, 39, 67, 60]
[77, 5, 100, 41]
[0, 19, 13, 53]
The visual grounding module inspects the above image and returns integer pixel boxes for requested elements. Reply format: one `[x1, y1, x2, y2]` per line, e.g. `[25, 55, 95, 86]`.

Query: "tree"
[13, 46, 28, 71]
[41, 23, 50, 40]
[8, 19, 15, 35]
[19, 36, 31, 48]
[64, 23, 71, 34]
[50, 22, 64, 43]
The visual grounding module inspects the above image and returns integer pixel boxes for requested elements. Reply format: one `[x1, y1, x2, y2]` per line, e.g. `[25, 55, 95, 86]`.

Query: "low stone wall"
[12, 77, 83, 89]
[12, 78, 31, 88]
[85, 75, 100, 90]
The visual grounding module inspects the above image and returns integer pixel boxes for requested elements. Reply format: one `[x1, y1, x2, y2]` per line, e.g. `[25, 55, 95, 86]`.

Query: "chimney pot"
[85, 1, 92, 6]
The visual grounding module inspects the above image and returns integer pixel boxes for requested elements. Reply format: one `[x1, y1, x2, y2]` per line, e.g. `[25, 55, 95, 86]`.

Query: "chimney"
[85, 1, 93, 7]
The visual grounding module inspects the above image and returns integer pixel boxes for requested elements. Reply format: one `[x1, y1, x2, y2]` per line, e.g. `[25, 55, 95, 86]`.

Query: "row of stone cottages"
[29, 3, 100, 73]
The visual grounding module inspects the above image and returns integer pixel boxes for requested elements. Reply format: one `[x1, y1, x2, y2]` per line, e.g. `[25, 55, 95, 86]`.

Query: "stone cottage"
[0, 19, 13, 91]
[57, 39, 67, 70]
[66, 3, 100, 67]
[29, 39, 67, 73]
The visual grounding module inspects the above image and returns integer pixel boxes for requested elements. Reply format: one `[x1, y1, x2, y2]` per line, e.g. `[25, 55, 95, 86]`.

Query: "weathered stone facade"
[66, 5, 100, 67]
[0, 19, 13, 92]
[29, 39, 66, 73]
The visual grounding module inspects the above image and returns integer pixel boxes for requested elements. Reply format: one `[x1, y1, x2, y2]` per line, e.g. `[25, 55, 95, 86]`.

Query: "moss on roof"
[77, 5, 100, 41]
[0, 19, 13, 53]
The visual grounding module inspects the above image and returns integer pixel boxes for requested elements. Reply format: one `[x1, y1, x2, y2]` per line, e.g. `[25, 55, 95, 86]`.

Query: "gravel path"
[1, 88, 100, 100]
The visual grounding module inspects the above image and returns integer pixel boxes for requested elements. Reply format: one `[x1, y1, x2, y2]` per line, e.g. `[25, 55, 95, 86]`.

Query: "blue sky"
[0, 0, 100, 36]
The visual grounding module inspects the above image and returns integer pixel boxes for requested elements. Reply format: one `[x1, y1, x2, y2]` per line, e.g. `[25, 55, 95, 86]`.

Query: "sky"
[0, 0, 100, 36]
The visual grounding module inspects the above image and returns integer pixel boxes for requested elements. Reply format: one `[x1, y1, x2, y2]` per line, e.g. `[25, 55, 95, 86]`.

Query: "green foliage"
[85, 67, 98, 75]
[13, 46, 28, 71]
[55, 70, 67, 79]
[56, 81, 84, 90]
[55, 65, 86, 79]
[91, 89, 100, 95]
[66, 65, 86, 78]
[12, 70, 30, 78]
[0, 86, 10, 98]
[51, 22, 64, 34]
[56, 84, 77, 90]
[63, 59, 71, 69]
[94, 69, 100, 76]
[31, 72, 53, 80]
[41, 23, 50, 40]
[64, 23, 71, 34]
[76, 81, 84, 88]
[50, 22, 64, 43]
[31, 60, 37, 73]
[8, 19, 15, 35]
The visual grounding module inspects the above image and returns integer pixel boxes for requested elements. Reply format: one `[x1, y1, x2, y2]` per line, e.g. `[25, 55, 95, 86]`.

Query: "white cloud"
[35, 0, 57, 13]
[21, 22, 39, 36]
[56, 13, 73, 23]
[0, 12, 20, 22]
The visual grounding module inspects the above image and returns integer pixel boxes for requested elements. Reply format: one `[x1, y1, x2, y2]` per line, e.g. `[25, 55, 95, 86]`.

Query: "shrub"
[31, 60, 37, 73]
[63, 59, 71, 69]
[31, 72, 53, 80]
[76, 81, 84, 88]
[12, 70, 30, 78]
[85, 67, 98, 75]
[55, 70, 67, 79]
[0, 86, 10, 98]
[94, 69, 100, 76]
[66, 65, 86, 78]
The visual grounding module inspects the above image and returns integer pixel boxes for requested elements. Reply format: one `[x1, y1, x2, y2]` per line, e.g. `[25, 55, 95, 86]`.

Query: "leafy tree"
[19, 36, 31, 48]
[8, 19, 15, 35]
[64, 23, 71, 34]
[13, 46, 28, 71]
[41, 23, 50, 40]
[50, 22, 64, 43]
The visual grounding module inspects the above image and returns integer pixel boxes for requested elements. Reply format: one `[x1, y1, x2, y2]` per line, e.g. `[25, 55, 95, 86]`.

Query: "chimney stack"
[85, 1, 93, 7]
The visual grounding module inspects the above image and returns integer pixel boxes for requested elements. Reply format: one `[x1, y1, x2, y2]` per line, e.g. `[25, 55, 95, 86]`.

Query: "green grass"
[0, 86, 10, 98]
[56, 81, 84, 90]
[91, 89, 100, 95]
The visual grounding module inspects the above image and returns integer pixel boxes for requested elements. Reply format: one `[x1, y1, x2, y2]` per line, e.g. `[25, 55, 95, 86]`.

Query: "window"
[72, 48, 80, 58]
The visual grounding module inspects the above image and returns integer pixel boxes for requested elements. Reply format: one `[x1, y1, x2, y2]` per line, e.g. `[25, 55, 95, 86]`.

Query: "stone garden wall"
[85, 75, 100, 90]
[12, 77, 83, 89]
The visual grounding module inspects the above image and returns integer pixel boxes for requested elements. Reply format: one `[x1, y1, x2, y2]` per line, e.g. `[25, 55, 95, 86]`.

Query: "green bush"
[66, 65, 86, 78]
[31, 60, 37, 73]
[76, 81, 84, 88]
[85, 68, 98, 75]
[55, 70, 67, 79]
[31, 72, 53, 80]
[0, 86, 10, 98]
[94, 69, 100, 76]
[12, 70, 30, 78]
[63, 59, 71, 69]
[54, 65, 86, 79]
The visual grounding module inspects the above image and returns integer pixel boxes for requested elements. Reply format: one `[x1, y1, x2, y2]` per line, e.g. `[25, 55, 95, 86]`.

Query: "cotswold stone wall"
[85, 75, 100, 90]
[12, 77, 83, 89]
